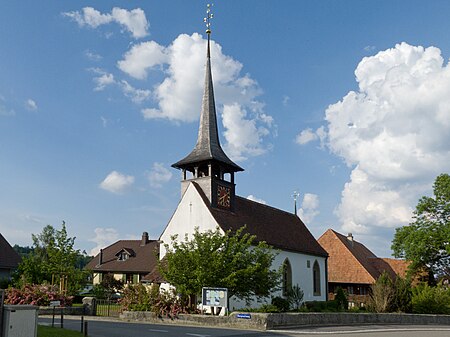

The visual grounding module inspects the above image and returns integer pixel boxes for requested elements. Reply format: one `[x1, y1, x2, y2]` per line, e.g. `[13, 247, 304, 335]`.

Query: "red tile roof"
[318, 229, 409, 284]
[0, 233, 21, 269]
[193, 183, 328, 257]
[86, 239, 159, 274]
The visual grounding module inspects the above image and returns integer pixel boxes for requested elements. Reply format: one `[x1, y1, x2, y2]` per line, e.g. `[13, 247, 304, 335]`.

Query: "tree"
[392, 173, 450, 279]
[368, 271, 395, 313]
[15, 221, 89, 295]
[159, 226, 280, 305]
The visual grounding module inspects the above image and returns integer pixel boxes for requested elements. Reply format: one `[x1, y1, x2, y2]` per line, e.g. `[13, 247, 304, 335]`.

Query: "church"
[157, 16, 328, 309]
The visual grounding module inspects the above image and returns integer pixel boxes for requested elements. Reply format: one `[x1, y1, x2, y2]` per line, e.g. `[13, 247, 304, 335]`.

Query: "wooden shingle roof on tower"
[171, 31, 243, 174]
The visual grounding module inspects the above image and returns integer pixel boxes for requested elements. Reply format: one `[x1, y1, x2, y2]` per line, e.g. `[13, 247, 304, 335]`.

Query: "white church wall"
[228, 250, 327, 310]
[159, 182, 223, 258]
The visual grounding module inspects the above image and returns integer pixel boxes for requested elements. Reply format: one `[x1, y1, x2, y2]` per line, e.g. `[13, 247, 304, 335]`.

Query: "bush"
[334, 287, 348, 311]
[367, 271, 394, 313]
[271, 296, 290, 312]
[287, 284, 304, 310]
[120, 283, 158, 312]
[411, 283, 450, 314]
[5, 284, 72, 306]
[304, 300, 338, 312]
[392, 276, 412, 313]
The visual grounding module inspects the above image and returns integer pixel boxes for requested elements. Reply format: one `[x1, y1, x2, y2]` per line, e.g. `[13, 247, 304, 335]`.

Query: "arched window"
[313, 260, 321, 296]
[282, 258, 292, 296]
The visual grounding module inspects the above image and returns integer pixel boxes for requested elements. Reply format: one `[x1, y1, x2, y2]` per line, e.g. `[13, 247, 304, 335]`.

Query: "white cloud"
[64, 7, 149, 39]
[147, 163, 172, 188]
[89, 227, 119, 255]
[120, 80, 151, 103]
[298, 193, 320, 223]
[85, 50, 102, 61]
[25, 99, 37, 111]
[295, 128, 318, 145]
[93, 71, 115, 91]
[117, 41, 167, 80]
[247, 195, 267, 204]
[99, 170, 134, 194]
[117, 32, 273, 160]
[222, 103, 270, 161]
[282, 95, 290, 106]
[323, 42, 450, 235]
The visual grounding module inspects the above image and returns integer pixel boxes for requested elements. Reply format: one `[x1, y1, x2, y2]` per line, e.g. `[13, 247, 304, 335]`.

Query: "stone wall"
[121, 311, 450, 330]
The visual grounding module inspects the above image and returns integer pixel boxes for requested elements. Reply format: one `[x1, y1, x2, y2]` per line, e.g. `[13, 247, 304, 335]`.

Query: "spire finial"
[293, 191, 300, 216]
[204, 3, 214, 35]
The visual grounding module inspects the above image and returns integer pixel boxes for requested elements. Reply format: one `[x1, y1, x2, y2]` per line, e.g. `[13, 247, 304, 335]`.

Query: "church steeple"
[172, 4, 243, 210]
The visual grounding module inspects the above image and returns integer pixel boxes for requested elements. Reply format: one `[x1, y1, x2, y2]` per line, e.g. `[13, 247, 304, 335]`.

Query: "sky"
[1, 1, 450, 258]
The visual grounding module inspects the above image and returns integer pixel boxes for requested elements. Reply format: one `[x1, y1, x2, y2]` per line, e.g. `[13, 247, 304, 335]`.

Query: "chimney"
[99, 248, 103, 265]
[347, 233, 354, 247]
[141, 232, 149, 246]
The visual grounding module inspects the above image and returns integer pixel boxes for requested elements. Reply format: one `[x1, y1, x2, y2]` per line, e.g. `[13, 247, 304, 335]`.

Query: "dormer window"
[118, 252, 129, 261]
[115, 248, 135, 261]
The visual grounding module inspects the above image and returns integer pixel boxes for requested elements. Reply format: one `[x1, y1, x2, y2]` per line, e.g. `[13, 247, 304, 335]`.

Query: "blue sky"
[1, 1, 450, 257]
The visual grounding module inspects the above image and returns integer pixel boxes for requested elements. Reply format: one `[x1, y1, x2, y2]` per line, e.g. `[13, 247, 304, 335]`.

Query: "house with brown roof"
[86, 232, 159, 285]
[318, 229, 409, 305]
[0, 233, 21, 280]
[156, 26, 328, 310]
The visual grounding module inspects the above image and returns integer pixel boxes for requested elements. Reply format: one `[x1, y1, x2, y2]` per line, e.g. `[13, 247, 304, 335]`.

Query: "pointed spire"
[172, 5, 243, 173]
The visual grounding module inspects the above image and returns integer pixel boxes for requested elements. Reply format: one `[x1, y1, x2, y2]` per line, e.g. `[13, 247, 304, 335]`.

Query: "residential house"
[0, 233, 21, 280]
[86, 232, 158, 285]
[318, 229, 410, 305]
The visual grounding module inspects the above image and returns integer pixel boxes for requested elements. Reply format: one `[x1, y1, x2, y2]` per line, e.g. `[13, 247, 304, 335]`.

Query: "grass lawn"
[38, 325, 83, 337]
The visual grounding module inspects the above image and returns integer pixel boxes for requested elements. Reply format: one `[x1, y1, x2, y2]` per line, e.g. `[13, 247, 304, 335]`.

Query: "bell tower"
[171, 4, 243, 211]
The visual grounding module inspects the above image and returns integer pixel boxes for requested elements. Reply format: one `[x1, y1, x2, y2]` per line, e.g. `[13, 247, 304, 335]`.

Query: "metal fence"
[96, 299, 121, 317]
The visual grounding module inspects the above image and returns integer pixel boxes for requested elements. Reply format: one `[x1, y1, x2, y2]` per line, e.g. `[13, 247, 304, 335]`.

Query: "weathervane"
[292, 191, 300, 216]
[204, 3, 214, 34]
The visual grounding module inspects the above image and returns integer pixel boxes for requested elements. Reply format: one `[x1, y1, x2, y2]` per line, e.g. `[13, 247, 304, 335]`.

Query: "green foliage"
[271, 296, 290, 312]
[286, 284, 304, 310]
[367, 271, 394, 313]
[120, 283, 158, 311]
[392, 173, 450, 279]
[15, 222, 90, 295]
[238, 304, 281, 313]
[159, 226, 280, 304]
[334, 287, 348, 311]
[304, 300, 338, 312]
[391, 276, 412, 313]
[97, 273, 123, 299]
[411, 283, 450, 314]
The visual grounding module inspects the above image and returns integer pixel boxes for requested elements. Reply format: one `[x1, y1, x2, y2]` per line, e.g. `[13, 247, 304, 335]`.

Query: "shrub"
[411, 283, 450, 314]
[120, 284, 158, 312]
[392, 276, 412, 313]
[367, 271, 394, 313]
[271, 296, 290, 312]
[304, 300, 338, 312]
[334, 287, 348, 311]
[287, 284, 304, 310]
[5, 284, 72, 306]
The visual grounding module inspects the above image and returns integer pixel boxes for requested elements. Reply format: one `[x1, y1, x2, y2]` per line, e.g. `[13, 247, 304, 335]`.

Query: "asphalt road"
[39, 317, 450, 337]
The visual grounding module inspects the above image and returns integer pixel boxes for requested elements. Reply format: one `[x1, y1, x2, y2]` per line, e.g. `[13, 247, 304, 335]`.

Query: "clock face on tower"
[217, 185, 231, 209]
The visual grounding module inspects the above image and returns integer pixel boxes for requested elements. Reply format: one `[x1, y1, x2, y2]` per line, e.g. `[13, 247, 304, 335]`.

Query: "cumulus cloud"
[99, 170, 134, 194]
[298, 193, 320, 224]
[120, 80, 151, 103]
[117, 41, 167, 79]
[295, 128, 318, 145]
[89, 227, 119, 255]
[247, 195, 267, 204]
[92, 69, 115, 91]
[147, 163, 172, 188]
[25, 99, 37, 111]
[118, 32, 273, 160]
[323, 42, 450, 235]
[64, 7, 149, 39]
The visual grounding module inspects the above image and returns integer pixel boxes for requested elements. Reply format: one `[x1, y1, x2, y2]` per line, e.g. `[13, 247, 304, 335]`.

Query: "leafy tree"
[15, 221, 89, 295]
[93, 273, 124, 299]
[391, 276, 412, 313]
[334, 287, 348, 311]
[159, 226, 280, 306]
[392, 173, 450, 279]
